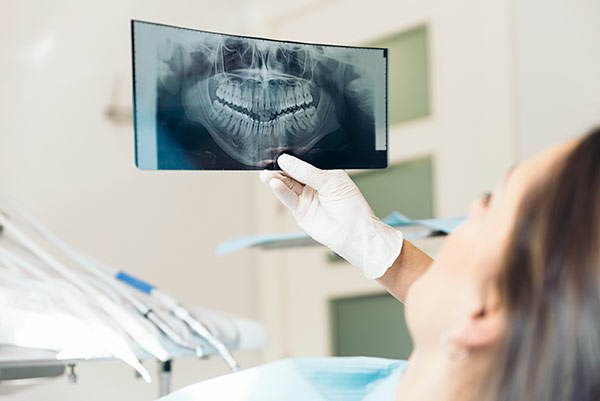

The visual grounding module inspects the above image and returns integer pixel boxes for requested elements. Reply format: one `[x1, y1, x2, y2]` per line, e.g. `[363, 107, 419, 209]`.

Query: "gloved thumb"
[277, 154, 326, 190]
[269, 179, 300, 211]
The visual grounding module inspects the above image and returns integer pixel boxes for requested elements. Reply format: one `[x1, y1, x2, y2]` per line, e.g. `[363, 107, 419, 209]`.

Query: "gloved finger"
[260, 170, 304, 195]
[259, 170, 278, 186]
[269, 179, 299, 211]
[281, 174, 304, 195]
[277, 154, 325, 190]
[260, 170, 289, 185]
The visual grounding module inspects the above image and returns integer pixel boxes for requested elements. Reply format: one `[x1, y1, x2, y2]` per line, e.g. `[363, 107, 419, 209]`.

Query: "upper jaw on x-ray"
[158, 36, 369, 167]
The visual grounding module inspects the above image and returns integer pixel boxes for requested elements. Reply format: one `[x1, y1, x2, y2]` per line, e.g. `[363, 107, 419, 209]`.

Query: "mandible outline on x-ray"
[133, 20, 388, 170]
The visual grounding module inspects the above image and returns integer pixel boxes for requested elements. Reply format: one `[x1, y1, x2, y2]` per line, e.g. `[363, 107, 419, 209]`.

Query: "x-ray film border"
[132, 21, 159, 170]
[132, 19, 392, 52]
[375, 49, 387, 151]
[133, 20, 389, 157]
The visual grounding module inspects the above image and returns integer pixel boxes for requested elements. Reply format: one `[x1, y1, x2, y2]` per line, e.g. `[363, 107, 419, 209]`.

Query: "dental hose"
[116, 269, 239, 372]
[84, 267, 200, 352]
[0, 197, 240, 372]
[94, 265, 240, 372]
[69, 250, 201, 352]
[153, 291, 240, 372]
[71, 249, 240, 372]
[89, 262, 240, 372]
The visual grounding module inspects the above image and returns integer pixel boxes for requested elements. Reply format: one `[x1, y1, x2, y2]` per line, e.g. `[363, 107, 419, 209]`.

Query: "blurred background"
[0, 0, 599, 399]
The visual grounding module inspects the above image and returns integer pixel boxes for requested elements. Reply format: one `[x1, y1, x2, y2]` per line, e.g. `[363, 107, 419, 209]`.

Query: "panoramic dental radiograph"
[132, 21, 388, 170]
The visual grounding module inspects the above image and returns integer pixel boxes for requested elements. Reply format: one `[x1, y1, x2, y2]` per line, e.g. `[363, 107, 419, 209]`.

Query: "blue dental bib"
[159, 357, 407, 401]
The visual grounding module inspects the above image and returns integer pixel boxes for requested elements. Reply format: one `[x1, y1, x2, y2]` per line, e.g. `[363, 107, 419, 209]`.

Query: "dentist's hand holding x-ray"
[260, 154, 432, 298]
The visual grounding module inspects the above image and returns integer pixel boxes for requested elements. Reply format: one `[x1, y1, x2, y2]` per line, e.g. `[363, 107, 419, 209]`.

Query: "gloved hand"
[259, 154, 403, 279]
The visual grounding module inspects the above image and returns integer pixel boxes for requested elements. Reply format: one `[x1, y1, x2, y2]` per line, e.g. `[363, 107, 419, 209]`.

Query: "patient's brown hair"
[487, 128, 600, 401]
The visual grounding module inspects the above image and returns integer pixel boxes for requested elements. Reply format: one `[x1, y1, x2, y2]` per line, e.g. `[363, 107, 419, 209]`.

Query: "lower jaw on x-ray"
[132, 20, 388, 170]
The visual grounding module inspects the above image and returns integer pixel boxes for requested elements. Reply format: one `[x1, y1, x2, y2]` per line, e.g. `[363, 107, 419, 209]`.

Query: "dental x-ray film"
[132, 20, 388, 170]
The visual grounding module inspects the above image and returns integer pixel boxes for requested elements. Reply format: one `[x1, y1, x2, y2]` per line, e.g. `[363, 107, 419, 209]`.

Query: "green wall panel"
[352, 156, 434, 220]
[330, 292, 413, 359]
[371, 25, 430, 125]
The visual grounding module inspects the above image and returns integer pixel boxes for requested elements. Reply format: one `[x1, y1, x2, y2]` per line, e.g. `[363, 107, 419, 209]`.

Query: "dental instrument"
[71, 252, 240, 371]
[65, 248, 201, 353]
[0, 212, 171, 367]
[0, 245, 152, 381]
[0, 197, 240, 372]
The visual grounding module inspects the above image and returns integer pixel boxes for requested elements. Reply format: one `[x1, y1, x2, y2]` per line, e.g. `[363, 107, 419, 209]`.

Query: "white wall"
[255, 0, 600, 361]
[0, 1, 264, 400]
[514, 0, 600, 158]
[253, 0, 518, 361]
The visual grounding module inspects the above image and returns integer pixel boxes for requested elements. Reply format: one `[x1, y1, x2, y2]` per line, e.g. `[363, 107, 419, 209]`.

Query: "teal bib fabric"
[159, 357, 407, 401]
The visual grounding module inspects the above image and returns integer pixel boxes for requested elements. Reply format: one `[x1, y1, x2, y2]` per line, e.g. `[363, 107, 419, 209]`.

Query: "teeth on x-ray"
[211, 78, 317, 138]
[134, 21, 387, 169]
[177, 38, 347, 166]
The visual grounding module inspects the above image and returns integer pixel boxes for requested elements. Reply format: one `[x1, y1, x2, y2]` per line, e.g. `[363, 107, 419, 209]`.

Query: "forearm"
[376, 240, 433, 303]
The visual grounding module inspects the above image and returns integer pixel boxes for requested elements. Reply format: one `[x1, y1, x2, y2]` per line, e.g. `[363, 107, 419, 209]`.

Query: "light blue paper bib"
[159, 357, 407, 401]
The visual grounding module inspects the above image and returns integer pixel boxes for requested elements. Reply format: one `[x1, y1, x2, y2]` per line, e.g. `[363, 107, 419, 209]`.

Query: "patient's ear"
[451, 284, 505, 349]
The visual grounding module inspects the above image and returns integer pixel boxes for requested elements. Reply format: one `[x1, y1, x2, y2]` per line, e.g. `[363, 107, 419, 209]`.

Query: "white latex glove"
[259, 154, 403, 279]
